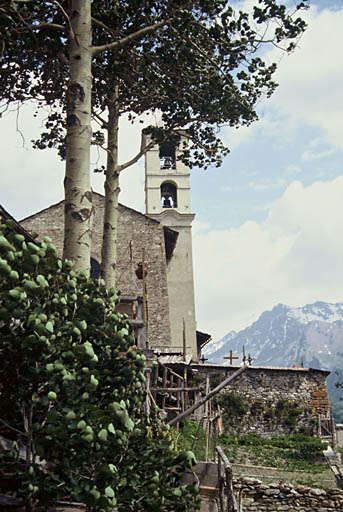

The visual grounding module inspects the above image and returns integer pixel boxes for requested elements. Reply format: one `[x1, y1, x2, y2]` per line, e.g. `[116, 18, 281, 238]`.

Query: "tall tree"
[0, 220, 200, 512]
[0, 0, 309, 284]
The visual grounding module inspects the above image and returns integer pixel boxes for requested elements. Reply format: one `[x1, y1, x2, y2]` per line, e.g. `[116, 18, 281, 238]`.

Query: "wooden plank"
[150, 387, 204, 393]
[217, 446, 231, 467]
[168, 365, 248, 426]
[162, 366, 167, 409]
[217, 446, 238, 512]
[158, 360, 185, 381]
[199, 486, 219, 498]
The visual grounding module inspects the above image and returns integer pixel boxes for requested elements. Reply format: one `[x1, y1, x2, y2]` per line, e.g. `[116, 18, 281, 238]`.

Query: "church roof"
[19, 193, 179, 259]
[0, 204, 36, 242]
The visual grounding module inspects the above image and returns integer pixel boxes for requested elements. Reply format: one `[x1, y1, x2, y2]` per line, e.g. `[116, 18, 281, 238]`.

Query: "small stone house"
[191, 363, 331, 436]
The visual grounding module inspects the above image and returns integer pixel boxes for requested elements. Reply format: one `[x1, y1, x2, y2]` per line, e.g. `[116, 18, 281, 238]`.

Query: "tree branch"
[92, 17, 117, 38]
[13, 22, 65, 33]
[118, 139, 155, 173]
[92, 19, 169, 56]
[46, 0, 75, 40]
[92, 110, 107, 128]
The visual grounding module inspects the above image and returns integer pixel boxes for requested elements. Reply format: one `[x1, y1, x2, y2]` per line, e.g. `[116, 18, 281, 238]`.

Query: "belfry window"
[159, 141, 176, 170]
[161, 182, 177, 208]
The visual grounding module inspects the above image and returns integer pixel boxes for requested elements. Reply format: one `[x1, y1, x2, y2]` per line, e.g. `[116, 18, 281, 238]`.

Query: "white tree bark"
[101, 87, 120, 288]
[63, 0, 93, 272]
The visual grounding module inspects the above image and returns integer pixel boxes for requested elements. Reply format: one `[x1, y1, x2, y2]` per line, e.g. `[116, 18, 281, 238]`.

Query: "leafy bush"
[176, 419, 211, 461]
[215, 392, 249, 429]
[263, 399, 303, 430]
[0, 220, 199, 511]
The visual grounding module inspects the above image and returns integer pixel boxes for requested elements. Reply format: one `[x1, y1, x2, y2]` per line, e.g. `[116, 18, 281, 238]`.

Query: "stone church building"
[19, 136, 208, 362]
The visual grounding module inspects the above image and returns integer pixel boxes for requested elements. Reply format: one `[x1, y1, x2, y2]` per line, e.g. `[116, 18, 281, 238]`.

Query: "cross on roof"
[199, 355, 208, 364]
[223, 350, 239, 365]
[242, 345, 255, 366]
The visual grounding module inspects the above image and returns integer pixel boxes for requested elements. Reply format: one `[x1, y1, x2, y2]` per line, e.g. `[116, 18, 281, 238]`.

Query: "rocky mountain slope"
[204, 301, 343, 370]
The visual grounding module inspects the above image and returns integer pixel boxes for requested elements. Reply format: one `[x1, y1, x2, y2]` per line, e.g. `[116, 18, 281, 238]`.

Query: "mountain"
[204, 301, 343, 370]
[203, 330, 237, 360]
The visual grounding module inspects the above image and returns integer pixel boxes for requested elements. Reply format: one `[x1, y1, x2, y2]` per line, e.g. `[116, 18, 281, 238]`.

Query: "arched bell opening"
[159, 141, 176, 170]
[161, 182, 178, 208]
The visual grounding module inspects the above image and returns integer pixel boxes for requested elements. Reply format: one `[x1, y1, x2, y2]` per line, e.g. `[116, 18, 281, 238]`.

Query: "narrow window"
[90, 257, 101, 279]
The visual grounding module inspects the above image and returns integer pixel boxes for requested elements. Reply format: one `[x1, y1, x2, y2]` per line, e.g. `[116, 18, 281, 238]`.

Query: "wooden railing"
[216, 446, 238, 512]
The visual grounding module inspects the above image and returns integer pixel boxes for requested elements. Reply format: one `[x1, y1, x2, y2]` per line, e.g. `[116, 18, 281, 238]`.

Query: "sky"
[1, 0, 342, 341]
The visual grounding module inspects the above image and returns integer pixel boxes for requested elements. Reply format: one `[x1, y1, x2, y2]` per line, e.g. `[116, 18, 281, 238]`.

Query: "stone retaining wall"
[235, 476, 343, 511]
[198, 365, 331, 435]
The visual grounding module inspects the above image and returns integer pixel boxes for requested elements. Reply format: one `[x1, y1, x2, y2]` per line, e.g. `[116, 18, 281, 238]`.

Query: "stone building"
[144, 133, 197, 357]
[190, 363, 331, 436]
[19, 136, 202, 360]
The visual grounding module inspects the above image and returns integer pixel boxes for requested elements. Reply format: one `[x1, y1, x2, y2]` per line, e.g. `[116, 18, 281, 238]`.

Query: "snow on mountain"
[203, 330, 236, 357]
[204, 301, 343, 371]
[289, 301, 343, 325]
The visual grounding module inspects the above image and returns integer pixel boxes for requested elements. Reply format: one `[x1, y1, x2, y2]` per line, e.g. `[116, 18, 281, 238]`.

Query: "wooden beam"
[142, 247, 147, 325]
[158, 360, 185, 381]
[168, 365, 248, 426]
[150, 387, 204, 393]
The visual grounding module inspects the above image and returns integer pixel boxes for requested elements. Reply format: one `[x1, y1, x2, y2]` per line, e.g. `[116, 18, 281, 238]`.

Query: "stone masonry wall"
[235, 476, 343, 511]
[20, 193, 172, 348]
[203, 366, 330, 435]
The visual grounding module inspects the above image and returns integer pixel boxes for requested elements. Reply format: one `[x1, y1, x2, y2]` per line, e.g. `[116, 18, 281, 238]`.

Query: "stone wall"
[235, 476, 343, 511]
[193, 365, 330, 435]
[20, 193, 172, 348]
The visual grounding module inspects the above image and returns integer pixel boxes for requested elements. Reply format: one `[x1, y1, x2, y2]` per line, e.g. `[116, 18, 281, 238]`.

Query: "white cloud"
[0, 106, 149, 219]
[266, 5, 343, 150]
[301, 147, 336, 162]
[222, 4, 343, 153]
[193, 177, 343, 340]
[286, 164, 302, 174]
[248, 179, 286, 191]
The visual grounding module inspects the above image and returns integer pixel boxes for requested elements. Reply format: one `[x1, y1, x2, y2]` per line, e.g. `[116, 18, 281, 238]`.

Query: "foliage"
[0, 220, 199, 512]
[0, 0, 310, 283]
[250, 400, 267, 416]
[0, 0, 309, 169]
[110, 412, 200, 512]
[210, 374, 223, 389]
[219, 432, 328, 474]
[274, 399, 303, 429]
[214, 392, 249, 428]
[176, 419, 213, 461]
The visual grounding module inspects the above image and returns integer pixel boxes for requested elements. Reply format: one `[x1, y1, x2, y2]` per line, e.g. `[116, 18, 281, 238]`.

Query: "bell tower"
[144, 133, 197, 360]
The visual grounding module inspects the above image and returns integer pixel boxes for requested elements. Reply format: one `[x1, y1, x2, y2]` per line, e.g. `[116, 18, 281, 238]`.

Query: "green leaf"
[0, 235, 15, 252]
[45, 321, 54, 333]
[108, 464, 117, 474]
[105, 486, 115, 498]
[108, 423, 116, 434]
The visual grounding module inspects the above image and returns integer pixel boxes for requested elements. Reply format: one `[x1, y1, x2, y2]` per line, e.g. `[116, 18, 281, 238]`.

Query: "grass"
[175, 422, 332, 488]
[175, 419, 212, 461]
[219, 432, 329, 473]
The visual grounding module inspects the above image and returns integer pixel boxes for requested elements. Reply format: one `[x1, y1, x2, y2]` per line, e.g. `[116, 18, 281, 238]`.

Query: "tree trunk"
[63, 0, 93, 272]
[101, 86, 120, 288]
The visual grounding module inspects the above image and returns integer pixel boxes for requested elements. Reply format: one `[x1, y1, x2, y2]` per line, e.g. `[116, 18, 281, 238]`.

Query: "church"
[18, 134, 210, 362]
